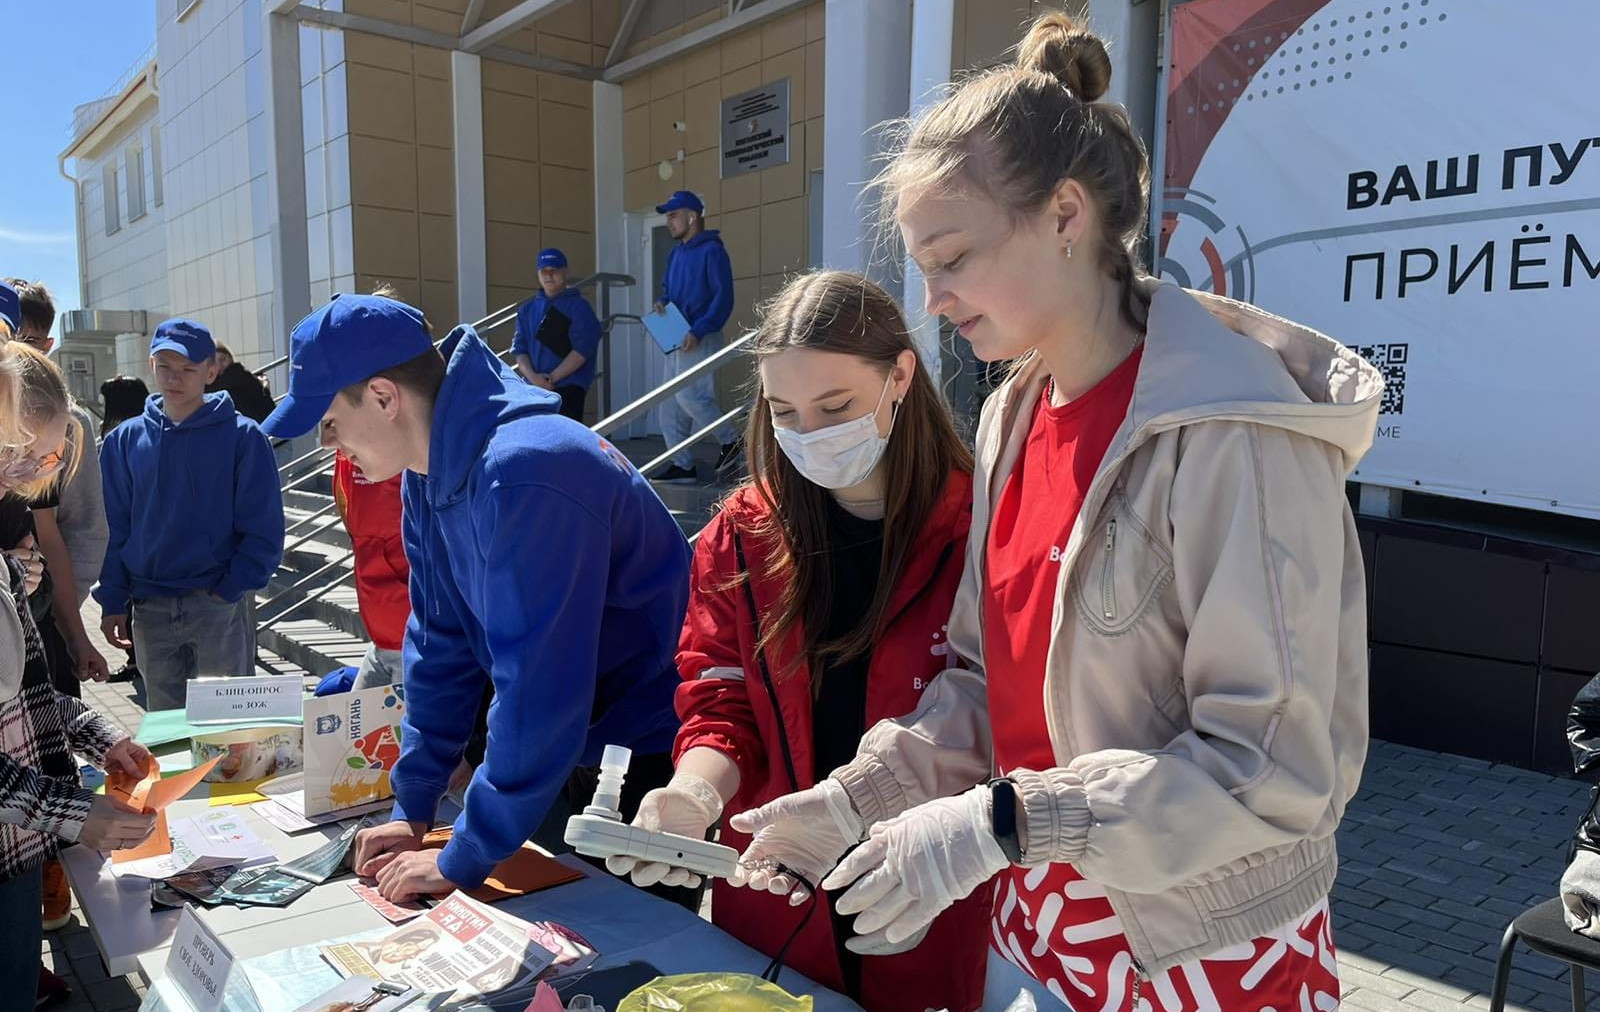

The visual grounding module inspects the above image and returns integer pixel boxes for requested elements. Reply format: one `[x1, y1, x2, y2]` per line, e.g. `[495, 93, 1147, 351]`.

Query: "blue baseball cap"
[261, 294, 433, 439]
[536, 248, 567, 270]
[150, 318, 216, 363]
[655, 190, 704, 215]
[0, 282, 19, 335]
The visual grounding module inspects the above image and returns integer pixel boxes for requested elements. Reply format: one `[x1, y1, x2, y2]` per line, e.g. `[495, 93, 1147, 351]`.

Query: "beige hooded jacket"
[832, 281, 1383, 973]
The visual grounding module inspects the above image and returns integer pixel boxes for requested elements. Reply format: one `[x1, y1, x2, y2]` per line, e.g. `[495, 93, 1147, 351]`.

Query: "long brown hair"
[739, 270, 972, 692]
[875, 11, 1151, 333]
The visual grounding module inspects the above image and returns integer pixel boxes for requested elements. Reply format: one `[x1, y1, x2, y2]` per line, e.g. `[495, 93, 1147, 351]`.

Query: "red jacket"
[675, 471, 991, 1012]
[332, 452, 410, 651]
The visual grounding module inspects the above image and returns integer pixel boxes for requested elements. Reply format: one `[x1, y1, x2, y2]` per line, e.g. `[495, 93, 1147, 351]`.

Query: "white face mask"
[772, 374, 898, 490]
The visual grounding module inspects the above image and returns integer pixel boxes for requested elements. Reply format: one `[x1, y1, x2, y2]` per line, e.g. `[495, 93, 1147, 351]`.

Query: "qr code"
[1354, 343, 1407, 415]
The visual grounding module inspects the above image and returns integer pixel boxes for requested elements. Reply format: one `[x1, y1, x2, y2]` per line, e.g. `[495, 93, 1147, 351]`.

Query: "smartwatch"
[988, 776, 1023, 864]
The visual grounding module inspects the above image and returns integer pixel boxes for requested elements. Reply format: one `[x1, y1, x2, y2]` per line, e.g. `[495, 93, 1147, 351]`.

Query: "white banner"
[1159, 0, 1600, 518]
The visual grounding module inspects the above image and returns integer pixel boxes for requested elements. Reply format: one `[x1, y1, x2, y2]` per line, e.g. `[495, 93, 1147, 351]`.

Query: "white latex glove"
[823, 784, 1009, 953]
[605, 771, 723, 889]
[728, 778, 864, 905]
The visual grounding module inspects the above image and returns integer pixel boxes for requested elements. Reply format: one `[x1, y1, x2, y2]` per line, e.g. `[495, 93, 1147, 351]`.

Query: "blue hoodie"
[95, 393, 285, 614]
[660, 229, 734, 339]
[511, 287, 603, 388]
[390, 326, 691, 888]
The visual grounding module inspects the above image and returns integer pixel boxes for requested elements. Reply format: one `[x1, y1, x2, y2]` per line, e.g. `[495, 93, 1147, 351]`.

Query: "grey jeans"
[131, 590, 254, 711]
[353, 644, 404, 689]
[660, 332, 739, 468]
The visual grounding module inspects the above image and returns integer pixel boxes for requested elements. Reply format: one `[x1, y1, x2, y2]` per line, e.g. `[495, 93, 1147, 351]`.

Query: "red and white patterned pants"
[991, 863, 1341, 1012]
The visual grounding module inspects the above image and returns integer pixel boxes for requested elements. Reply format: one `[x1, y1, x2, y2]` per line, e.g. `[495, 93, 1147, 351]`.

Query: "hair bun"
[1016, 12, 1112, 103]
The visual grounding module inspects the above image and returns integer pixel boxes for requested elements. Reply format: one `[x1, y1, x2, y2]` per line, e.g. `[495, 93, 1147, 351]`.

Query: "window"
[150, 125, 164, 207]
[103, 163, 121, 236]
[125, 145, 147, 221]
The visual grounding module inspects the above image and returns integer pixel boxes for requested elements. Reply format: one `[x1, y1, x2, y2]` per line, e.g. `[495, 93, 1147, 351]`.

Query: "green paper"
[133, 707, 304, 748]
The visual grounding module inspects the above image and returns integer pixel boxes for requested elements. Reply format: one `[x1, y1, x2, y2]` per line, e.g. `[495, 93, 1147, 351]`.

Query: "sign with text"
[185, 675, 302, 725]
[1159, 0, 1600, 517]
[720, 80, 790, 178]
[165, 905, 239, 1012]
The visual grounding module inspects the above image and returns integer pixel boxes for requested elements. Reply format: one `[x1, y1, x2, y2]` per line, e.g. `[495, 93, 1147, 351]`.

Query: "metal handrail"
[592, 334, 752, 439]
[638, 406, 746, 477]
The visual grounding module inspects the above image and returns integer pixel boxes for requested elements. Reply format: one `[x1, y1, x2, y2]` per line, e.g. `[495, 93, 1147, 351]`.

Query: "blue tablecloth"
[139, 856, 864, 1012]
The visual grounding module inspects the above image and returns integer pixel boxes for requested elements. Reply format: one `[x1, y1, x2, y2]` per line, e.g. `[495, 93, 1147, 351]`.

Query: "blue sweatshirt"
[95, 393, 285, 614]
[659, 230, 734, 339]
[511, 287, 603, 389]
[390, 326, 691, 888]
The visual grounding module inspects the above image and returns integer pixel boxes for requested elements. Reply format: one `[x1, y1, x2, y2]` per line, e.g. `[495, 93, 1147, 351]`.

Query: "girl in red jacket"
[608, 270, 991, 1012]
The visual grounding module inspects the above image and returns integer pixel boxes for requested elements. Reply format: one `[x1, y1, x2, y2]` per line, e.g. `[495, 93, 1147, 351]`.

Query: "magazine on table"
[319, 892, 558, 1002]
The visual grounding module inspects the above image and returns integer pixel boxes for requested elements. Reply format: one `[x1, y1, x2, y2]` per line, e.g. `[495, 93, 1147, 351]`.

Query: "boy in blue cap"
[512, 248, 602, 422]
[652, 190, 740, 483]
[261, 294, 691, 904]
[95, 319, 285, 711]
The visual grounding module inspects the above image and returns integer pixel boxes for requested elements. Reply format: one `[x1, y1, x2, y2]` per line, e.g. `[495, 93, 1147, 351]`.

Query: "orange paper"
[110, 810, 172, 864]
[143, 756, 222, 810]
[104, 754, 160, 811]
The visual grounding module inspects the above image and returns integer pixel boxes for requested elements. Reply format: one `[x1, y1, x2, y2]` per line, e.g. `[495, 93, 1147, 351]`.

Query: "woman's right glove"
[728, 778, 864, 904]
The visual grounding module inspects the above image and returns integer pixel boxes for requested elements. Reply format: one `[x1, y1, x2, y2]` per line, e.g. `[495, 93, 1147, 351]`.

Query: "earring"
[1066, 240, 1074, 259]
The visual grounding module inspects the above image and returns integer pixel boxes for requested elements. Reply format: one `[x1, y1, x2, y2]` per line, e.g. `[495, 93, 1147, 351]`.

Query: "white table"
[59, 793, 373, 978]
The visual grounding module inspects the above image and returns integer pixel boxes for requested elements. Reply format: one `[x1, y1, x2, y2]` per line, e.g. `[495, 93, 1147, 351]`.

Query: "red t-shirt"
[983, 348, 1142, 774]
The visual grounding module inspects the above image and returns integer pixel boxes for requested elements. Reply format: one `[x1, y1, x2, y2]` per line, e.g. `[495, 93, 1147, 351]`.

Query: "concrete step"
[258, 618, 370, 679]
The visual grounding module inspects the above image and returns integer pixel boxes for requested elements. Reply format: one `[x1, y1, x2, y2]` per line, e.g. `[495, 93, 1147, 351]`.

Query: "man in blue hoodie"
[652, 190, 740, 484]
[512, 247, 602, 423]
[261, 294, 691, 904]
[95, 319, 285, 711]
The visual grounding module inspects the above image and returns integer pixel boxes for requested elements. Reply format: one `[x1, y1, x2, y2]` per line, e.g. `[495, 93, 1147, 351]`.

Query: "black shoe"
[715, 442, 742, 473]
[36, 966, 70, 1010]
[108, 664, 140, 684]
[653, 464, 699, 485]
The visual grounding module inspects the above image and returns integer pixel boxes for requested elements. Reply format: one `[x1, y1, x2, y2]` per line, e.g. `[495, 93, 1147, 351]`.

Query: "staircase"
[252, 276, 745, 680]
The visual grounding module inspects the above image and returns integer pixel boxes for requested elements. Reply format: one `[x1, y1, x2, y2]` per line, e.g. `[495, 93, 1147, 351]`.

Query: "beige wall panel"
[350, 134, 420, 211]
[345, 0, 409, 22]
[624, 167, 658, 211]
[759, 122, 805, 203]
[622, 74, 650, 110]
[806, 1, 824, 42]
[540, 165, 594, 232]
[716, 207, 760, 280]
[681, 149, 720, 207]
[721, 28, 762, 74]
[720, 167, 760, 215]
[420, 212, 457, 282]
[683, 80, 720, 154]
[411, 5, 459, 34]
[684, 46, 720, 87]
[651, 60, 685, 102]
[761, 8, 808, 59]
[415, 77, 453, 148]
[539, 71, 591, 107]
[759, 196, 806, 277]
[484, 60, 540, 98]
[805, 111, 823, 171]
[623, 105, 652, 170]
[419, 280, 459, 327]
[358, 274, 422, 307]
[538, 33, 590, 65]
[346, 32, 412, 73]
[349, 65, 416, 142]
[539, 101, 592, 169]
[415, 45, 450, 80]
[484, 155, 541, 224]
[540, 1, 591, 42]
[417, 144, 456, 215]
[487, 221, 541, 286]
[483, 90, 540, 161]
[649, 94, 685, 164]
[719, 63, 761, 101]
[354, 206, 422, 278]
[762, 48, 804, 119]
[804, 41, 823, 119]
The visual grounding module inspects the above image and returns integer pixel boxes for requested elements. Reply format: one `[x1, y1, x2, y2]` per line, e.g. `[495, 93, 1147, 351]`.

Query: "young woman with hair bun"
[733, 13, 1384, 1010]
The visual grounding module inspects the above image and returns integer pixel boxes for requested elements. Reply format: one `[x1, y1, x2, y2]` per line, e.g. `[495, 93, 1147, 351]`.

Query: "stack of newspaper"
[321, 893, 582, 1004]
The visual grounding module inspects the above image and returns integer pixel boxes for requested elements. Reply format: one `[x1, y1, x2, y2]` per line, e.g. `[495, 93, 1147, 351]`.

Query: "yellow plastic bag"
[617, 972, 814, 1012]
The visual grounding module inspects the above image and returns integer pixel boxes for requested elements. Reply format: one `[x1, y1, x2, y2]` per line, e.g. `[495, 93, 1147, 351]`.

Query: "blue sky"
[3, 1, 157, 334]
